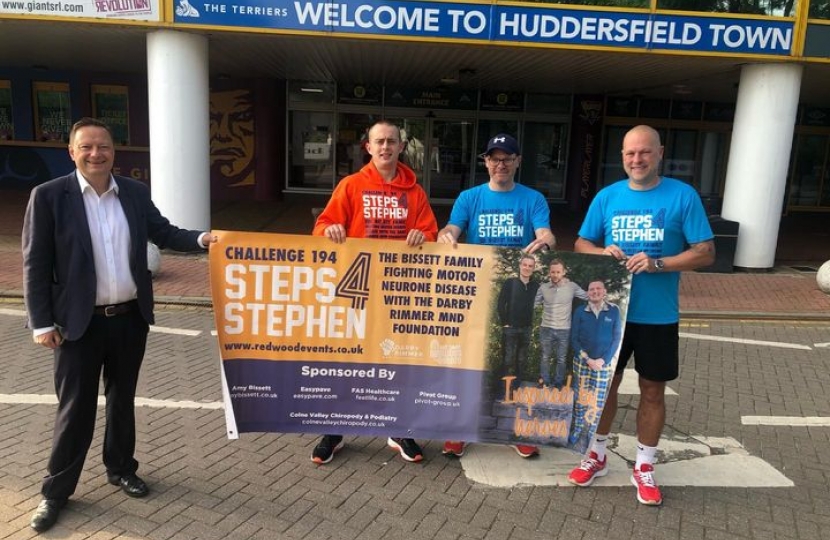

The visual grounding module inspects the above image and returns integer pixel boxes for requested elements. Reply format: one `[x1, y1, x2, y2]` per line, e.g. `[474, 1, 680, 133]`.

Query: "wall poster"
[92, 85, 130, 146]
[33, 81, 71, 143]
[0, 80, 13, 141]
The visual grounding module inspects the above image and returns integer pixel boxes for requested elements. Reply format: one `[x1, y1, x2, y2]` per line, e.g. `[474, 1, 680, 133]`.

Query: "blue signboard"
[173, 0, 794, 56]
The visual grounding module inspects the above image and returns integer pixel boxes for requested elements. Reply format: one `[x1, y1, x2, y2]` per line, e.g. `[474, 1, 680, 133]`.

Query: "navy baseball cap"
[483, 133, 520, 156]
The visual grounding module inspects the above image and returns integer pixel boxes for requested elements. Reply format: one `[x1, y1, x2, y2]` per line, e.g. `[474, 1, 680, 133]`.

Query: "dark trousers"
[41, 310, 149, 500]
[500, 326, 531, 389]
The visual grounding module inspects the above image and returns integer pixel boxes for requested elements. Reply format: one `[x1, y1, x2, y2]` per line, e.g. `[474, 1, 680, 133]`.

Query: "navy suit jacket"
[22, 172, 204, 341]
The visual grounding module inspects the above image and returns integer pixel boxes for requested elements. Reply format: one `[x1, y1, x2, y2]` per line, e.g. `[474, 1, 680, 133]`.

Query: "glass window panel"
[801, 107, 830, 127]
[526, 93, 571, 114]
[697, 132, 729, 198]
[640, 99, 670, 119]
[697, 131, 730, 213]
[0, 80, 14, 140]
[600, 126, 629, 188]
[287, 110, 335, 190]
[607, 97, 638, 117]
[429, 119, 474, 199]
[480, 90, 524, 112]
[664, 130, 698, 186]
[337, 84, 382, 106]
[704, 102, 736, 122]
[335, 113, 377, 178]
[520, 122, 568, 199]
[288, 81, 335, 106]
[671, 101, 703, 121]
[384, 117, 427, 184]
[803, 24, 830, 57]
[789, 134, 828, 207]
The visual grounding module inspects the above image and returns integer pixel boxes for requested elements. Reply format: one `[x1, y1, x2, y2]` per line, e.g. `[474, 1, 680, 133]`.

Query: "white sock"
[635, 442, 657, 469]
[590, 434, 608, 461]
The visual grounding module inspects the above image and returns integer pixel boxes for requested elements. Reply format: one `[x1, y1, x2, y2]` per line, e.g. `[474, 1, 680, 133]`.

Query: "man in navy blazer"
[23, 117, 214, 533]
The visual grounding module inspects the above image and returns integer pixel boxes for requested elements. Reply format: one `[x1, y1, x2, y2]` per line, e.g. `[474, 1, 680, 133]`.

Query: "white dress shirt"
[78, 172, 137, 306]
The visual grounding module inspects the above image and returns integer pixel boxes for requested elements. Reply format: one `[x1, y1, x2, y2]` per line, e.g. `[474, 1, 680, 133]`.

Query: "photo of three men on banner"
[212, 231, 631, 456]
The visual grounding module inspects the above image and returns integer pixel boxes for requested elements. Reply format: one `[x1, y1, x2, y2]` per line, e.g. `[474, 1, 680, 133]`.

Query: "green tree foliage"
[809, 0, 830, 17]
[524, 0, 806, 16]
[658, 0, 793, 16]
[525, 0, 649, 6]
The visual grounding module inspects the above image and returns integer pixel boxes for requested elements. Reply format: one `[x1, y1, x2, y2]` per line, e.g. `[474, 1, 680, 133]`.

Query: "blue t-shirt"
[578, 177, 713, 324]
[448, 183, 550, 247]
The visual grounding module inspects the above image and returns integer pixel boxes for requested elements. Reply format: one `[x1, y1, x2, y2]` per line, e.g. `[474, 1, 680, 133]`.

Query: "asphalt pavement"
[2, 302, 830, 539]
[2, 191, 830, 539]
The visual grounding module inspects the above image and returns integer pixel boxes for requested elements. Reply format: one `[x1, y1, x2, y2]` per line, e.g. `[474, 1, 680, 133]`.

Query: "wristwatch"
[654, 258, 665, 272]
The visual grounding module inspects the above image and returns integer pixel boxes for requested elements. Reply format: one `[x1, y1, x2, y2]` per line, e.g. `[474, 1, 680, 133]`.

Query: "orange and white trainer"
[512, 444, 540, 458]
[442, 441, 466, 457]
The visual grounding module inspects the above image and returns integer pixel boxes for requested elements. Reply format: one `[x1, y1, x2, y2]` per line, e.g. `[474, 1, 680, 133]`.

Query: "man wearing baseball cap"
[437, 133, 556, 459]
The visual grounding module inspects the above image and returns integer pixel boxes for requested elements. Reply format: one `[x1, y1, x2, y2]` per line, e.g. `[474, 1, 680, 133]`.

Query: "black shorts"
[615, 322, 679, 382]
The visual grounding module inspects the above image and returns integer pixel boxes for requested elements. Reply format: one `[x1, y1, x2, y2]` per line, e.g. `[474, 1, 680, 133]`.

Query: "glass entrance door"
[427, 119, 474, 199]
[521, 121, 568, 199]
[336, 113, 430, 187]
[388, 116, 474, 200]
[385, 116, 427, 186]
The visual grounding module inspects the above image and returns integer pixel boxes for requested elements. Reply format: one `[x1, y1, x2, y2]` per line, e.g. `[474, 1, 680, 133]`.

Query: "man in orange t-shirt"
[311, 119, 438, 465]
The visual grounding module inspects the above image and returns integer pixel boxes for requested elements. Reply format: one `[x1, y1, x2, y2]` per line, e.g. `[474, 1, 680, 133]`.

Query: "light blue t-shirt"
[578, 177, 713, 324]
[448, 183, 550, 247]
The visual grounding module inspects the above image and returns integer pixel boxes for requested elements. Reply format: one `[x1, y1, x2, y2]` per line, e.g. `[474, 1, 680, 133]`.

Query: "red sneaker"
[631, 464, 663, 505]
[442, 441, 466, 457]
[513, 444, 539, 458]
[568, 451, 608, 486]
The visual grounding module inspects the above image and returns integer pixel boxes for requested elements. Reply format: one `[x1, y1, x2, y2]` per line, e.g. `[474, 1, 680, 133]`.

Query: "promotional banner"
[211, 231, 631, 453]
[174, 0, 794, 56]
[0, 0, 160, 20]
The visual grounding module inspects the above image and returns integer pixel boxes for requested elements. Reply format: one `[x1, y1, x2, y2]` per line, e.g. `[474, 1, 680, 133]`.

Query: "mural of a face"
[210, 89, 255, 188]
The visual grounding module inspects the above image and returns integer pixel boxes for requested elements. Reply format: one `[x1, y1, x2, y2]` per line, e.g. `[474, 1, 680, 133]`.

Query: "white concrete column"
[721, 63, 802, 270]
[146, 30, 210, 230]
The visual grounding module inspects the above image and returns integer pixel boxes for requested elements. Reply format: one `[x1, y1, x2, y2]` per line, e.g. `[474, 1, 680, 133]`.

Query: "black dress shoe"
[108, 473, 149, 498]
[30, 498, 67, 532]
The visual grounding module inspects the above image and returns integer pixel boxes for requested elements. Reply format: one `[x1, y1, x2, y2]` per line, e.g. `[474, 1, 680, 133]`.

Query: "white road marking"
[0, 394, 223, 409]
[815, 342, 830, 348]
[150, 325, 201, 336]
[742, 416, 830, 426]
[458, 434, 792, 488]
[679, 331, 811, 350]
[0, 310, 203, 336]
[136, 397, 222, 409]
